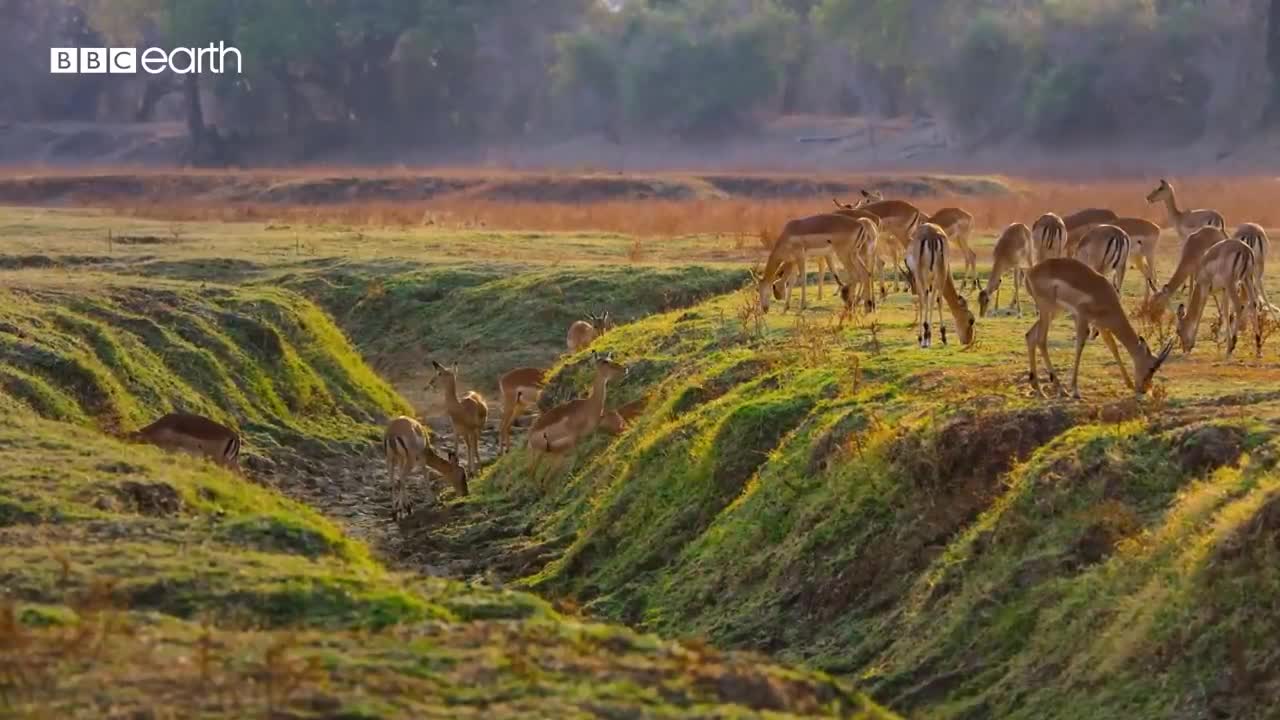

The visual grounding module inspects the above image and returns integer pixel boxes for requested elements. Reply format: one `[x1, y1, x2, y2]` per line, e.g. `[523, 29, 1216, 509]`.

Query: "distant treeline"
[3, 0, 1278, 163]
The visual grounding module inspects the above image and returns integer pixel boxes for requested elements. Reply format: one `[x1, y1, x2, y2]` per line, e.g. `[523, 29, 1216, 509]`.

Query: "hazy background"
[3, 0, 1280, 176]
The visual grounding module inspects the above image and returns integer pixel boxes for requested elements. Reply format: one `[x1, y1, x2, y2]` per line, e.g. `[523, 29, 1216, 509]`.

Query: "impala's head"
[832, 196, 855, 211]
[1133, 335, 1175, 395]
[978, 289, 992, 317]
[445, 448, 469, 496]
[587, 311, 613, 332]
[857, 189, 884, 207]
[1174, 303, 1199, 353]
[428, 360, 457, 388]
[1146, 178, 1172, 205]
[752, 266, 775, 313]
[590, 351, 628, 383]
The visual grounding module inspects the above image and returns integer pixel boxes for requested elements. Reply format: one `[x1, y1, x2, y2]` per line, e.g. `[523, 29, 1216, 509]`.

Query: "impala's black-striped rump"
[223, 434, 241, 463]
[1238, 228, 1267, 262]
[1230, 243, 1255, 285]
[916, 231, 946, 289]
[1102, 229, 1129, 273]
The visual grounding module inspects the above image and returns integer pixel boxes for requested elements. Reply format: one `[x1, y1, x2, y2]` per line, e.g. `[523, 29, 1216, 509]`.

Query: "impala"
[905, 222, 951, 348]
[1025, 257, 1174, 399]
[1031, 212, 1068, 264]
[1174, 238, 1264, 358]
[497, 366, 547, 454]
[567, 312, 613, 353]
[428, 360, 488, 472]
[1062, 208, 1119, 232]
[599, 395, 649, 436]
[827, 216, 880, 313]
[1146, 178, 1225, 243]
[1066, 223, 1130, 293]
[979, 222, 1032, 317]
[834, 195, 927, 291]
[927, 207, 979, 289]
[383, 415, 468, 521]
[124, 411, 242, 473]
[1230, 222, 1279, 314]
[1068, 217, 1161, 297]
[757, 212, 879, 313]
[1146, 226, 1229, 320]
[527, 351, 627, 488]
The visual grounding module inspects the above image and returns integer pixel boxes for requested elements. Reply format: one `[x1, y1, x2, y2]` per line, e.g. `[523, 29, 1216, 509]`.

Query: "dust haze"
[2, 0, 1279, 178]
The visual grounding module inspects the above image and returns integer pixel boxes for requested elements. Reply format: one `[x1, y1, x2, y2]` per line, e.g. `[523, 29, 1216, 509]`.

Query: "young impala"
[497, 366, 547, 454]
[527, 352, 628, 489]
[124, 412, 242, 473]
[979, 222, 1032, 317]
[383, 415, 468, 521]
[1025, 258, 1174, 400]
[428, 361, 488, 472]
[1174, 238, 1265, 358]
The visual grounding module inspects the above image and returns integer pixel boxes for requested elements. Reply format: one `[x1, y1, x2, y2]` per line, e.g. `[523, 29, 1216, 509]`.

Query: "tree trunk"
[134, 78, 174, 122]
[181, 73, 205, 166]
[1267, 0, 1280, 122]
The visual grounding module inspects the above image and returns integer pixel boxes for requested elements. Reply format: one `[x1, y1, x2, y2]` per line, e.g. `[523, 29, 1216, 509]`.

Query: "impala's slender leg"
[1069, 314, 1092, 399]
[1100, 330, 1134, 390]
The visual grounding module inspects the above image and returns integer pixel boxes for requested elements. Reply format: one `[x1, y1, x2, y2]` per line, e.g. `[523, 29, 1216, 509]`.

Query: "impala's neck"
[439, 375, 462, 411]
[422, 447, 456, 476]
[585, 372, 612, 423]
[1177, 282, 1211, 342]
[940, 274, 968, 326]
[1099, 307, 1146, 362]
[1160, 189, 1184, 224]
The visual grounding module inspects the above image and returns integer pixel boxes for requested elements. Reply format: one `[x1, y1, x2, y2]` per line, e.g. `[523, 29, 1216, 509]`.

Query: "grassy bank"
[476, 282, 1280, 719]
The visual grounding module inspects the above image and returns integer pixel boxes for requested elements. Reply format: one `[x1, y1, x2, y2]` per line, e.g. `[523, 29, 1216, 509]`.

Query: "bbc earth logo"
[50, 43, 242, 75]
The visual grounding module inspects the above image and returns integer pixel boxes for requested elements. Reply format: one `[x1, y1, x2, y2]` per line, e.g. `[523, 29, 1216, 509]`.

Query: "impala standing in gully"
[383, 415, 469, 521]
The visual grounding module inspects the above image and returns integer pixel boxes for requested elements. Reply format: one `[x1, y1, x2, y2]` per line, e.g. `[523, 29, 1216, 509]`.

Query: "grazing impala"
[1025, 258, 1174, 399]
[1031, 212, 1068, 264]
[383, 415, 468, 521]
[125, 412, 242, 473]
[979, 222, 1032, 317]
[428, 361, 488, 472]
[905, 222, 951, 348]
[527, 352, 627, 488]
[926, 207, 979, 289]
[599, 395, 649, 436]
[826, 216, 880, 313]
[1062, 208, 1119, 232]
[1230, 222, 1279, 314]
[1068, 217, 1162, 297]
[757, 213, 879, 313]
[497, 366, 547, 453]
[1066, 223, 1131, 293]
[1146, 226, 1229, 320]
[1174, 238, 1264, 358]
[567, 312, 612, 353]
[1146, 178, 1225, 243]
[834, 194, 927, 291]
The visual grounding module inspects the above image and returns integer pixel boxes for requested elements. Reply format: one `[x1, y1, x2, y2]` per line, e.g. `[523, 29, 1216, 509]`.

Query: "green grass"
[475, 277, 1280, 719]
[0, 266, 895, 718]
[8, 203, 1280, 717]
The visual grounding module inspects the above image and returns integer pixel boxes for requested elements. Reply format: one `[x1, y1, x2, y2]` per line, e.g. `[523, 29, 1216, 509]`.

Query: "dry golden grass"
[34, 174, 1280, 241]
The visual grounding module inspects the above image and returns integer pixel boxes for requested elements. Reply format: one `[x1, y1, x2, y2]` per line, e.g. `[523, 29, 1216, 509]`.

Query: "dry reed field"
[6, 168, 1280, 239]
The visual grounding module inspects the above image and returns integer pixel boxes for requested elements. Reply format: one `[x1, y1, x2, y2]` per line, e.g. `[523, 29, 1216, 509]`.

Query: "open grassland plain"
[3, 170, 1280, 719]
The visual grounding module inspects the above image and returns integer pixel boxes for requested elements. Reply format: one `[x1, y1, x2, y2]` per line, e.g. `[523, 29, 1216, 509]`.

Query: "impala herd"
[115, 179, 1274, 521]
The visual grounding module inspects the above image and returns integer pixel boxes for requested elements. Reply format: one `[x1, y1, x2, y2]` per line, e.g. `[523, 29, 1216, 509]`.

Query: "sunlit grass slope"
[479, 279, 1280, 720]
